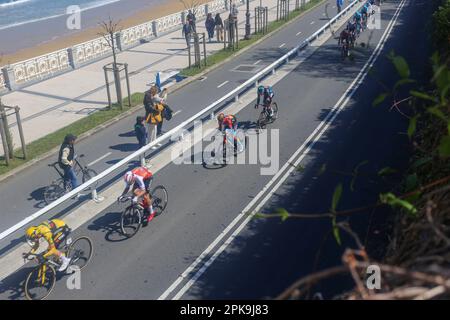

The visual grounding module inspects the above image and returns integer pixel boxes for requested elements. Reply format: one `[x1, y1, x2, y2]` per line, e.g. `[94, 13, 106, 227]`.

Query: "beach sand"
[0, 0, 212, 65]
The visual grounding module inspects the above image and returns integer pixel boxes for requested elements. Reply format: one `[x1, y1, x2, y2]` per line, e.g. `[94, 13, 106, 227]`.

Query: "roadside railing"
[0, 0, 360, 242]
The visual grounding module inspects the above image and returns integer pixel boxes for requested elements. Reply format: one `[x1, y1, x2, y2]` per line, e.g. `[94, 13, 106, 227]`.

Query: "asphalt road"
[0, 0, 432, 299]
[0, 0, 339, 250]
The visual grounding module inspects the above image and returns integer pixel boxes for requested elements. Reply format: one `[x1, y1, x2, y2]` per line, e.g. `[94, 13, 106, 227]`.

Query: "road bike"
[341, 40, 350, 60]
[118, 185, 168, 238]
[256, 102, 278, 131]
[202, 129, 247, 168]
[23, 231, 93, 300]
[43, 154, 98, 205]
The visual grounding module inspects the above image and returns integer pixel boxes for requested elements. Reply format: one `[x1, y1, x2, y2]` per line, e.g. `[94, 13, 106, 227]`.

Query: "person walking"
[187, 10, 197, 33]
[182, 21, 193, 48]
[215, 13, 224, 42]
[205, 13, 215, 42]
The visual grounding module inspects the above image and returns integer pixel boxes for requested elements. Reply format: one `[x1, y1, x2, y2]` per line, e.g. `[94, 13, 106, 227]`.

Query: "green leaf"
[380, 193, 418, 216]
[438, 135, 450, 158]
[276, 208, 290, 222]
[411, 157, 432, 169]
[411, 90, 436, 102]
[253, 213, 266, 219]
[405, 173, 419, 192]
[394, 78, 416, 91]
[407, 116, 417, 138]
[296, 164, 305, 172]
[317, 163, 327, 176]
[332, 217, 342, 246]
[428, 106, 448, 122]
[390, 55, 410, 79]
[351, 160, 368, 191]
[331, 184, 343, 213]
[378, 167, 398, 176]
[372, 93, 388, 107]
[404, 191, 421, 204]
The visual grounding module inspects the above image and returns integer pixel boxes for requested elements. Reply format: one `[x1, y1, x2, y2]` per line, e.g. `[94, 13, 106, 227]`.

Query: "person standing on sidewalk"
[182, 21, 193, 48]
[205, 13, 216, 42]
[187, 10, 197, 33]
[58, 134, 79, 191]
[215, 13, 224, 42]
[337, 0, 344, 14]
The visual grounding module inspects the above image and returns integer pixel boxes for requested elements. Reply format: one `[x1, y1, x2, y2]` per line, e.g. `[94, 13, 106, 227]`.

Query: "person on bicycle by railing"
[255, 85, 275, 118]
[217, 113, 241, 153]
[338, 28, 351, 51]
[58, 134, 79, 191]
[24, 219, 72, 272]
[353, 10, 363, 34]
[360, 3, 369, 24]
[119, 167, 156, 225]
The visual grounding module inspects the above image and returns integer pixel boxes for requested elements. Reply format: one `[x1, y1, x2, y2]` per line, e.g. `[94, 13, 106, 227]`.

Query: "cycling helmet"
[25, 226, 38, 247]
[257, 85, 265, 94]
[124, 171, 136, 185]
[217, 113, 225, 122]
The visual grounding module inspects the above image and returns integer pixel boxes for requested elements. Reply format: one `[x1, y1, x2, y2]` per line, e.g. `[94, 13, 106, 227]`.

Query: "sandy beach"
[0, 0, 211, 65]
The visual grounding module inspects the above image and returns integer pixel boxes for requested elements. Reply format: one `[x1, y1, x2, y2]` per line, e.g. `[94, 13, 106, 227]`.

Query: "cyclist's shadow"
[87, 211, 129, 242]
[0, 266, 34, 300]
[28, 186, 49, 209]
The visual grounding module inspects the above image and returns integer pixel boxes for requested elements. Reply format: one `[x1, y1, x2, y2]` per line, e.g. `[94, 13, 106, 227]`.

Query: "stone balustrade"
[120, 20, 155, 49]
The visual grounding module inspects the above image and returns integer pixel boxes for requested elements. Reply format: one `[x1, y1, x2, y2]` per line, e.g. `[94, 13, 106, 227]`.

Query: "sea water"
[0, 0, 122, 30]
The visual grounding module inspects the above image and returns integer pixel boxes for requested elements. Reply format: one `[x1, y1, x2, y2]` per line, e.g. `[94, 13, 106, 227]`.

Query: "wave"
[0, 0, 33, 8]
[0, 0, 121, 31]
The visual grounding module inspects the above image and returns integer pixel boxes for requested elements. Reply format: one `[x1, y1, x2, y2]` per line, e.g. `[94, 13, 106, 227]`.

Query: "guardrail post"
[3, 66, 17, 91]
[210, 112, 215, 121]
[234, 95, 239, 103]
[272, 68, 276, 75]
[152, 21, 159, 38]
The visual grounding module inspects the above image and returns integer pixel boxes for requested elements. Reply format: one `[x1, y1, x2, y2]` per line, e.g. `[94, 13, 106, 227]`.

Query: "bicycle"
[256, 102, 278, 131]
[43, 154, 98, 205]
[23, 232, 93, 300]
[202, 129, 247, 168]
[341, 40, 350, 60]
[118, 185, 168, 238]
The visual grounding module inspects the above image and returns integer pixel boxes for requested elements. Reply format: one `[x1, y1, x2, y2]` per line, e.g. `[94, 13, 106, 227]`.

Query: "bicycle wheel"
[151, 186, 168, 216]
[82, 169, 97, 183]
[43, 180, 66, 205]
[67, 236, 93, 270]
[24, 264, 56, 300]
[268, 103, 278, 123]
[257, 111, 268, 131]
[202, 137, 227, 168]
[120, 206, 142, 238]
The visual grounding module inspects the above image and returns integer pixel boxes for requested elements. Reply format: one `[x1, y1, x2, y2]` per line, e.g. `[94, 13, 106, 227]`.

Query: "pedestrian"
[231, 4, 239, 22]
[58, 134, 79, 191]
[215, 13, 224, 42]
[135, 116, 147, 149]
[337, 0, 344, 14]
[187, 9, 197, 33]
[182, 21, 192, 48]
[205, 13, 215, 42]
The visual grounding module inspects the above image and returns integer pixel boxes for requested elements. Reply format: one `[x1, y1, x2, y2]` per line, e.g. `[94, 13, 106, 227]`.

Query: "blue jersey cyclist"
[255, 85, 275, 117]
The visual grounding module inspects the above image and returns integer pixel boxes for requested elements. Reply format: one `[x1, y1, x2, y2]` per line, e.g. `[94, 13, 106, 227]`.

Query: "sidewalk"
[0, 0, 313, 153]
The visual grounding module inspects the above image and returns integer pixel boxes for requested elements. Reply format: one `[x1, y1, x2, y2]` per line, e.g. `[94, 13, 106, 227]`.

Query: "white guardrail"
[0, 0, 360, 242]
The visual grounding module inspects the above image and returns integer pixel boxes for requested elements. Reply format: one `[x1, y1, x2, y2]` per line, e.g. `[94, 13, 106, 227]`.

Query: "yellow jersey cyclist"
[25, 219, 72, 272]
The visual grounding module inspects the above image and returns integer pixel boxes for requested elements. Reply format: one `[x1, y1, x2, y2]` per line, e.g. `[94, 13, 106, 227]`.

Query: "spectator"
[182, 21, 193, 48]
[205, 13, 215, 42]
[215, 13, 224, 42]
[58, 134, 79, 191]
[231, 4, 239, 22]
[337, 0, 344, 13]
[134, 116, 147, 149]
[187, 9, 197, 33]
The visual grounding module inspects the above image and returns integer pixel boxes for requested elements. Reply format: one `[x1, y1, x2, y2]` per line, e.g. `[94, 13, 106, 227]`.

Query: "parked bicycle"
[43, 154, 98, 205]
[202, 129, 247, 168]
[118, 185, 168, 238]
[256, 102, 279, 131]
[23, 232, 93, 300]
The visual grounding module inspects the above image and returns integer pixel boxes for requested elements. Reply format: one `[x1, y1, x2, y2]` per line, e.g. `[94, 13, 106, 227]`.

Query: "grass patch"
[180, 0, 324, 77]
[0, 92, 144, 176]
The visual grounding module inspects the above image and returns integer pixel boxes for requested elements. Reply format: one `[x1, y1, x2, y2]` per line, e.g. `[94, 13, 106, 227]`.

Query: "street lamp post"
[245, 0, 251, 40]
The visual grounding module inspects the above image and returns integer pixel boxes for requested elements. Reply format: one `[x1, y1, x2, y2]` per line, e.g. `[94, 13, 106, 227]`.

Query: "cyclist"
[360, 4, 369, 27]
[255, 85, 275, 118]
[346, 20, 357, 46]
[217, 113, 242, 153]
[120, 167, 156, 225]
[353, 10, 363, 35]
[25, 219, 72, 272]
[338, 28, 351, 56]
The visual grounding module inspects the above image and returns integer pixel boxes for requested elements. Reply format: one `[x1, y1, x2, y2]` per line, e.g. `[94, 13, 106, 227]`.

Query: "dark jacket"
[182, 23, 192, 37]
[143, 90, 155, 120]
[58, 141, 74, 170]
[135, 122, 147, 147]
[215, 15, 223, 28]
[205, 17, 215, 32]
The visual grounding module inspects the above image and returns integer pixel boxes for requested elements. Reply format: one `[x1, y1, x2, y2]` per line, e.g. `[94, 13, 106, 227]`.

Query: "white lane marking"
[217, 80, 229, 88]
[87, 152, 112, 167]
[279, 43, 286, 48]
[160, 0, 408, 300]
[296, 31, 302, 36]
[253, 60, 262, 65]
[310, 21, 315, 25]
[173, 110, 182, 116]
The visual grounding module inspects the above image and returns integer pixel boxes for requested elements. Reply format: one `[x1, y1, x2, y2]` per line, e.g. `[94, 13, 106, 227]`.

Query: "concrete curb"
[0, 0, 327, 183]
